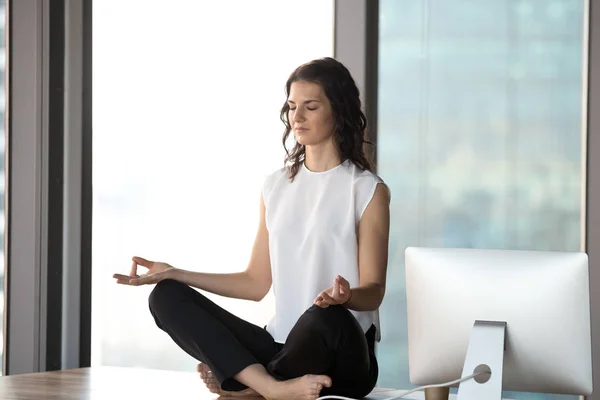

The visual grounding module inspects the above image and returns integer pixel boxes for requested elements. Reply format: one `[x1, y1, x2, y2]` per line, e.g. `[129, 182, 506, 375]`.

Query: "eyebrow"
[287, 99, 321, 104]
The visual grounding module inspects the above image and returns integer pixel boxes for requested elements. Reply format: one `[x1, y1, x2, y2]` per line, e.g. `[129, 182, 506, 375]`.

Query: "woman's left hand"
[314, 275, 352, 308]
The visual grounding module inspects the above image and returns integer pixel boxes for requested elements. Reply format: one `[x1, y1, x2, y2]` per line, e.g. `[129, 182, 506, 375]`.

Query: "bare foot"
[266, 374, 332, 400]
[197, 363, 261, 397]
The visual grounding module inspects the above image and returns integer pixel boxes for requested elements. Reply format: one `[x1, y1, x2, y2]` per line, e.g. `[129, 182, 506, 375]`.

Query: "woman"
[113, 57, 390, 400]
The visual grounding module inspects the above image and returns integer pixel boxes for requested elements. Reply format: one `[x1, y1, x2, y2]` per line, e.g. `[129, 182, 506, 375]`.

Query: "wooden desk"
[0, 367, 401, 400]
[0, 367, 215, 400]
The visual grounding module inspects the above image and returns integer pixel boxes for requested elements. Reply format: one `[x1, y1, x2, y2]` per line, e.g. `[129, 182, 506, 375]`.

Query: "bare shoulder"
[374, 181, 391, 203]
[365, 183, 391, 219]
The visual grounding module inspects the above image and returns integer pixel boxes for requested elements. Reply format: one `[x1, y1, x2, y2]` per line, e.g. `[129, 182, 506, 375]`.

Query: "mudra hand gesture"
[313, 274, 352, 307]
[113, 256, 174, 286]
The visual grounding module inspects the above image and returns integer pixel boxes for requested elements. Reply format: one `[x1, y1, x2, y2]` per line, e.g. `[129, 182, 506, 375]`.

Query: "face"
[287, 81, 336, 147]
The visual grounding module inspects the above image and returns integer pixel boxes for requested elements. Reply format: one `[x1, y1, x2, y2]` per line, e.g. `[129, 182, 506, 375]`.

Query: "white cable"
[316, 371, 485, 400]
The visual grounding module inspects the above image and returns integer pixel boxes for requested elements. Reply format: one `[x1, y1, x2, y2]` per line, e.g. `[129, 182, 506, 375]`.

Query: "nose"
[291, 108, 305, 122]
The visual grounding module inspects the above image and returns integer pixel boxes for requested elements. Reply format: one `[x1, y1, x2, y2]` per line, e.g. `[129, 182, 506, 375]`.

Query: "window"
[92, 0, 334, 371]
[377, 1, 586, 399]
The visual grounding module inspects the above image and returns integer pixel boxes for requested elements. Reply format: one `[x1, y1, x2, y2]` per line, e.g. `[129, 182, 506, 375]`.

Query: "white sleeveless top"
[262, 159, 385, 344]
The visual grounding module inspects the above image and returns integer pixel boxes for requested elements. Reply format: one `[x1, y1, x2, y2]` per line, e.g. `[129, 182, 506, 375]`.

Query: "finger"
[113, 273, 138, 285]
[132, 256, 153, 269]
[129, 275, 155, 286]
[314, 293, 328, 307]
[314, 300, 328, 308]
[320, 291, 337, 304]
[128, 277, 144, 286]
[332, 279, 340, 298]
[113, 273, 139, 279]
[129, 260, 137, 277]
[132, 270, 165, 285]
[336, 275, 350, 289]
[320, 286, 331, 297]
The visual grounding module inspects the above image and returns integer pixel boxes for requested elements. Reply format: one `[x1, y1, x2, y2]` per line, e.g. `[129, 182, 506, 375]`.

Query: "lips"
[294, 127, 308, 132]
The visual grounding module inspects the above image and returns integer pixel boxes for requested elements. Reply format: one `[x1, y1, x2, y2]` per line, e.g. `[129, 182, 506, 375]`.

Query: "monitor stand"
[457, 320, 506, 400]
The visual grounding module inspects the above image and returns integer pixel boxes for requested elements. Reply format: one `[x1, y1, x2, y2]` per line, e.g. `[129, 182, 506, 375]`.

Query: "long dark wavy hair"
[280, 57, 374, 180]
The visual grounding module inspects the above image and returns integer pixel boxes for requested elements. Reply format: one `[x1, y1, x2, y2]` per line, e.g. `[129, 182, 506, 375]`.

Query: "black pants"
[148, 279, 378, 399]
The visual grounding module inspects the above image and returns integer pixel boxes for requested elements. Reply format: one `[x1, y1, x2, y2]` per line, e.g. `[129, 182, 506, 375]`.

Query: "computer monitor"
[405, 247, 593, 398]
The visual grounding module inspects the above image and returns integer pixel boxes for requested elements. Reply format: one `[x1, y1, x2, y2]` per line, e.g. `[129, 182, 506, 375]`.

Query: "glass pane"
[377, 1, 585, 399]
[0, 0, 5, 377]
[92, 1, 333, 371]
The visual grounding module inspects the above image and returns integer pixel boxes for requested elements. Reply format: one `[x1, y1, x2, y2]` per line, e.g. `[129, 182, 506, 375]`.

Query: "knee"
[305, 304, 358, 329]
[308, 304, 351, 318]
[148, 279, 186, 315]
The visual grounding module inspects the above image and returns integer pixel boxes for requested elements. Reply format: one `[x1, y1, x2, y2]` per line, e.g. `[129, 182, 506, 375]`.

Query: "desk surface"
[0, 367, 518, 400]
[0, 366, 407, 400]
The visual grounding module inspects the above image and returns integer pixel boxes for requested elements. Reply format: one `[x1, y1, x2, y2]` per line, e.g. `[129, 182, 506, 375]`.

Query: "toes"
[317, 375, 332, 387]
[306, 374, 332, 388]
[197, 363, 211, 374]
[312, 383, 323, 395]
[207, 382, 221, 394]
[206, 377, 223, 392]
[201, 373, 211, 382]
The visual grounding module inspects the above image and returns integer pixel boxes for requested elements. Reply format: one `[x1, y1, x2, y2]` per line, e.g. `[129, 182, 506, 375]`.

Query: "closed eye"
[289, 107, 317, 111]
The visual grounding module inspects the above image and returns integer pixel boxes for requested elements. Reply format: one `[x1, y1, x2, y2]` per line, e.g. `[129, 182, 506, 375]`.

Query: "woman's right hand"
[113, 256, 175, 286]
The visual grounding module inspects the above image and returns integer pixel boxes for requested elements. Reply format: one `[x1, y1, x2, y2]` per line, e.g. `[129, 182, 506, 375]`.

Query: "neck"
[304, 140, 341, 172]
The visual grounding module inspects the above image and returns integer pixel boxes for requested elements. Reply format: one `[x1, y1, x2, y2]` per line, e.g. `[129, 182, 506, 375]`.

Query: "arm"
[169, 194, 272, 301]
[313, 183, 391, 311]
[344, 183, 390, 312]
[115, 194, 272, 302]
